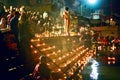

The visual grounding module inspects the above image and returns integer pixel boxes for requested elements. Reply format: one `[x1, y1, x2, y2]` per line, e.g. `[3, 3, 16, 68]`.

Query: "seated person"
[33, 55, 52, 80]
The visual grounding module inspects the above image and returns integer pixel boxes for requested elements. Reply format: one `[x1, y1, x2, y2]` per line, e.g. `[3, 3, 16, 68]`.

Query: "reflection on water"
[90, 59, 99, 80]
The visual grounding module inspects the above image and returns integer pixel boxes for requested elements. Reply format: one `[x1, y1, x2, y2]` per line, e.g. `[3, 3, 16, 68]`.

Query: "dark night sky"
[97, 0, 120, 14]
[112, 0, 120, 14]
[64, 0, 120, 15]
[1, 0, 120, 15]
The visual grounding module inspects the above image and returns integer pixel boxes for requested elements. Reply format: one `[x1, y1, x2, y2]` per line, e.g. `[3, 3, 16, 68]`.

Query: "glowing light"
[42, 48, 46, 51]
[73, 40, 76, 43]
[6, 58, 9, 60]
[58, 68, 61, 72]
[112, 61, 115, 64]
[90, 59, 99, 80]
[31, 39, 34, 42]
[34, 50, 38, 54]
[112, 57, 115, 60]
[52, 46, 56, 48]
[58, 50, 61, 53]
[53, 59, 56, 62]
[81, 66, 84, 70]
[43, 11, 48, 19]
[111, 45, 116, 50]
[30, 45, 33, 48]
[64, 76, 67, 79]
[47, 63, 50, 66]
[58, 57, 62, 60]
[66, 53, 69, 56]
[52, 52, 56, 55]
[67, 38, 70, 41]
[64, 64, 67, 67]
[42, 43, 46, 45]
[88, 0, 96, 4]
[30, 35, 96, 79]
[63, 55, 65, 58]
[47, 54, 50, 57]
[108, 61, 111, 64]
[37, 39, 40, 41]
[110, 18, 113, 21]
[37, 44, 40, 46]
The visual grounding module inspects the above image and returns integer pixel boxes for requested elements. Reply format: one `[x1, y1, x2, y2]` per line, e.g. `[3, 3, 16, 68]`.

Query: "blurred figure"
[19, 7, 34, 65]
[0, 18, 7, 29]
[33, 55, 52, 80]
[63, 7, 70, 35]
[0, 2, 5, 20]
[7, 9, 15, 27]
[0, 31, 8, 56]
[10, 11, 21, 51]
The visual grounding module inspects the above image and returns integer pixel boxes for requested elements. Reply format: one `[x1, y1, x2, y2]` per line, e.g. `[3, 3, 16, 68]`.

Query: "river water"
[81, 58, 120, 80]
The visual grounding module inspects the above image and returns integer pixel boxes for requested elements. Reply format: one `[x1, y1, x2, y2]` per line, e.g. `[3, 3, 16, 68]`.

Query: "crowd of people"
[0, 3, 120, 79]
[93, 32, 120, 52]
[0, 5, 71, 80]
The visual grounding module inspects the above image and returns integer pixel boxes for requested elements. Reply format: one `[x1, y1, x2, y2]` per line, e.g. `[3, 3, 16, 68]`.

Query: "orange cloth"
[63, 10, 70, 33]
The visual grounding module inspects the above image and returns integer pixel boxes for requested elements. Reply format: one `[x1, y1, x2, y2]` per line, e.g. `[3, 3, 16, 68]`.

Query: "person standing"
[63, 7, 70, 35]
[10, 11, 21, 51]
[19, 7, 34, 66]
[7, 9, 15, 27]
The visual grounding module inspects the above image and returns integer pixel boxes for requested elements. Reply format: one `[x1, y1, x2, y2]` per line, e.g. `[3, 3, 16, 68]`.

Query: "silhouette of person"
[63, 7, 70, 35]
[10, 11, 21, 51]
[33, 55, 52, 80]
